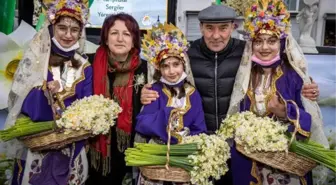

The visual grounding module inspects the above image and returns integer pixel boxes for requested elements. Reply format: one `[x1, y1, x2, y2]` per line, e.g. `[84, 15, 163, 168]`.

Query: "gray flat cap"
[198, 5, 237, 23]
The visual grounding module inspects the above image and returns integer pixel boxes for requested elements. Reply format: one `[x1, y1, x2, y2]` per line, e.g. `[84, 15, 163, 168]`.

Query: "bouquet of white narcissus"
[183, 134, 231, 185]
[56, 95, 122, 135]
[217, 111, 336, 172]
[217, 111, 288, 154]
[126, 134, 231, 185]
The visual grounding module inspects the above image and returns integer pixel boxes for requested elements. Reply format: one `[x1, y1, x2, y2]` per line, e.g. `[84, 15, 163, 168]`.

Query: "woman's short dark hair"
[100, 13, 141, 52]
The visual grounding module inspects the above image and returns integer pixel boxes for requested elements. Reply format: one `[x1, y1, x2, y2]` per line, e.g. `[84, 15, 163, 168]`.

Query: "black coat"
[187, 37, 245, 132]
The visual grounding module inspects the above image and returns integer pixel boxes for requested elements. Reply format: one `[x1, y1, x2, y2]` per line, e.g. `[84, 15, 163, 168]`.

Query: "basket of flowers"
[217, 111, 335, 176]
[126, 131, 231, 185]
[0, 95, 122, 152]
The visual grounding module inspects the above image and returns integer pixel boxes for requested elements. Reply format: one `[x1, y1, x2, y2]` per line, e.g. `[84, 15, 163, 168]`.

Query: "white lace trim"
[254, 74, 271, 116]
[51, 62, 78, 92]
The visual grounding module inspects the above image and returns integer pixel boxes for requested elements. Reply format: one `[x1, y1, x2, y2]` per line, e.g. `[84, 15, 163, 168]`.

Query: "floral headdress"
[46, 0, 89, 24]
[142, 23, 190, 69]
[243, 0, 291, 40]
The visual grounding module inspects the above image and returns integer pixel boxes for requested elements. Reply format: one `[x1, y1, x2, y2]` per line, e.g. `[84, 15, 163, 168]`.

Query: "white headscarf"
[227, 34, 330, 183]
[4, 19, 88, 159]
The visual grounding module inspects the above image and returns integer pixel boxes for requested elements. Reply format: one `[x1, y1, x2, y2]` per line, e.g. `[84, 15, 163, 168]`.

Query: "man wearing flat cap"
[188, 5, 244, 184]
[140, 4, 320, 184]
[189, 4, 244, 134]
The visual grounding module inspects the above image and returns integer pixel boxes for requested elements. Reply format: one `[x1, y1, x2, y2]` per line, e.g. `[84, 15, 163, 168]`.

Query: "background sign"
[88, 0, 168, 29]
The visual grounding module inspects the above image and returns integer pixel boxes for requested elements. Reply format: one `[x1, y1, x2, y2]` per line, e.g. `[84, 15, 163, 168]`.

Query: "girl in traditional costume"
[227, 0, 329, 185]
[5, 0, 92, 184]
[134, 23, 207, 185]
[86, 13, 147, 185]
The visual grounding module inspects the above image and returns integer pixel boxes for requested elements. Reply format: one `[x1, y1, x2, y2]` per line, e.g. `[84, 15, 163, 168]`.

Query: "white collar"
[160, 72, 188, 86]
[52, 37, 80, 52]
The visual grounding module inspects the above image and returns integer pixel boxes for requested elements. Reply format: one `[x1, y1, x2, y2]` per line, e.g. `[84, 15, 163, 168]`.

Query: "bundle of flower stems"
[125, 143, 197, 171]
[0, 116, 54, 141]
[126, 133, 230, 185]
[290, 138, 336, 172]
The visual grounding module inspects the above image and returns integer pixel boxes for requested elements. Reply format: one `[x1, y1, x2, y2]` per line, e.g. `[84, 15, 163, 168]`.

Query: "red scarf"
[92, 46, 139, 159]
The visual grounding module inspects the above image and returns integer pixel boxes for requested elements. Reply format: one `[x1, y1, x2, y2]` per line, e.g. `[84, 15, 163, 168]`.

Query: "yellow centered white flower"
[183, 134, 231, 185]
[217, 111, 289, 154]
[56, 95, 122, 135]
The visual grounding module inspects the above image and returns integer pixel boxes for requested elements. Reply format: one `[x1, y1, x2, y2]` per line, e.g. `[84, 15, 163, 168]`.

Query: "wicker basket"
[20, 129, 92, 152]
[236, 144, 317, 176]
[235, 103, 318, 176]
[139, 119, 191, 182]
[140, 166, 191, 182]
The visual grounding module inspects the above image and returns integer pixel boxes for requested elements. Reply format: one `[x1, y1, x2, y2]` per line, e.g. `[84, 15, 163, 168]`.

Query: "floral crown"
[46, 0, 89, 24]
[142, 23, 190, 68]
[243, 0, 291, 40]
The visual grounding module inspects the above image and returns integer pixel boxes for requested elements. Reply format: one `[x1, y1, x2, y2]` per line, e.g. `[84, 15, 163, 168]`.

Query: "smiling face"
[53, 16, 81, 48]
[252, 34, 280, 61]
[160, 57, 184, 83]
[200, 22, 234, 52]
[106, 20, 134, 59]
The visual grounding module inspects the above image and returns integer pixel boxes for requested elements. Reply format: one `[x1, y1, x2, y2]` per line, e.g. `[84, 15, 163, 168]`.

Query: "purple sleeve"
[21, 88, 53, 122]
[189, 90, 207, 135]
[81, 65, 93, 98]
[285, 71, 311, 138]
[135, 95, 173, 141]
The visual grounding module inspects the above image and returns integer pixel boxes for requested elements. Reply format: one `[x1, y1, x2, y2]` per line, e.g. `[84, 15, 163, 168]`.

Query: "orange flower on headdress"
[280, 8, 286, 15]
[259, 11, 265, 17]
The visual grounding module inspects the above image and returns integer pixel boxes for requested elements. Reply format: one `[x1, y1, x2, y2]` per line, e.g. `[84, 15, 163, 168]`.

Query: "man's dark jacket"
[187, 37, 245, 133]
